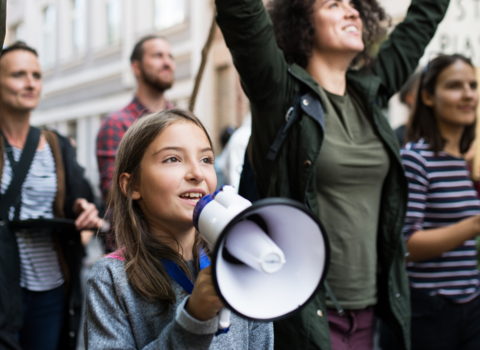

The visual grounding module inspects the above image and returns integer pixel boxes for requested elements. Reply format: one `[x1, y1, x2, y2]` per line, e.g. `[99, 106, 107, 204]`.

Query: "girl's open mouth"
[180, 192, 204, 204]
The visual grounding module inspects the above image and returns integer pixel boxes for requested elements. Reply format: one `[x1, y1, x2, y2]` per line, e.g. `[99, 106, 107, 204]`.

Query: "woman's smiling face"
[133, 121, 217, 231]
[423, 60, 478, 128]
[311, 0, 364, 55]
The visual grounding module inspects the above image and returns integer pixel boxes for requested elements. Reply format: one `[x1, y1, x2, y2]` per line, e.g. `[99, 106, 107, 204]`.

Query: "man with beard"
[96, 36, 176, 200]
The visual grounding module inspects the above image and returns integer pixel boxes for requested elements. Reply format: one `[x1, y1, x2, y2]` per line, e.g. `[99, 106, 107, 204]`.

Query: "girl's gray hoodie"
[84, 256, 273, 350]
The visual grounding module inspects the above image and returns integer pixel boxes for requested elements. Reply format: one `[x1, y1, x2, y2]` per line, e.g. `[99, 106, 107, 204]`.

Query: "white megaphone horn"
[193, 186, 329, 332]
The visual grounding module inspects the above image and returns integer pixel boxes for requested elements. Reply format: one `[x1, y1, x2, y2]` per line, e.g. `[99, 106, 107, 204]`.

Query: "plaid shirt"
[96, 97, 175, 199]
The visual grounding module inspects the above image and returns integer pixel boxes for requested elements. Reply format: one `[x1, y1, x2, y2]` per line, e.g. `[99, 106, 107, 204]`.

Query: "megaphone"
[193, 186, 329, 331]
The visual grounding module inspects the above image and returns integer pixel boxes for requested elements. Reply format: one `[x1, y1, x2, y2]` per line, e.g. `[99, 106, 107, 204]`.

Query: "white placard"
[422, 0, 480, 66]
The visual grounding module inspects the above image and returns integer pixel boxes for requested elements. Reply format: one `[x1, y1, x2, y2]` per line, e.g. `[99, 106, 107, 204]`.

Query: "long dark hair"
[109, 109, 212, 314]
[407, 54, 476, 154]
[268, 0, 389, 68]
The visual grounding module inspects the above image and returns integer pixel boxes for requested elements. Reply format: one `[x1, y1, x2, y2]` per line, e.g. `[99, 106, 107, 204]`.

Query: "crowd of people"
[1, 0, 480, 349]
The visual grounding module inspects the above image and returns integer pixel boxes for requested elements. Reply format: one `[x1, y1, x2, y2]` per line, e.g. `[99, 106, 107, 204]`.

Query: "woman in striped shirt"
[0, 42, 104, 350]
[392, 54, 480, 349]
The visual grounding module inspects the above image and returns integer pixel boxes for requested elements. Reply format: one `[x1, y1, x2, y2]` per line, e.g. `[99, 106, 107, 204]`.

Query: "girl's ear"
[421, 89, 435, 108]
[119, 173, 141, 200]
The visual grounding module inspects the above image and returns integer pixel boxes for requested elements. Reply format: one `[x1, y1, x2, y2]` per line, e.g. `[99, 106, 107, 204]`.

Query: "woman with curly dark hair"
[215, 0, 450, 349]
[269, 0, 388, 69]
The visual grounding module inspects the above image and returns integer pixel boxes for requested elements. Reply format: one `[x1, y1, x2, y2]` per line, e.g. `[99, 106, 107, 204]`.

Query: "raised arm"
[215, 0, 289, 105]
[374, 0, 450, 102]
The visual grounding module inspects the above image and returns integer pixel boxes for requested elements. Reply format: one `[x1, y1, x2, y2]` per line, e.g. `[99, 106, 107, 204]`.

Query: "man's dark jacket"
[0, 130, 88, 350]
[215, 0, 450, 349]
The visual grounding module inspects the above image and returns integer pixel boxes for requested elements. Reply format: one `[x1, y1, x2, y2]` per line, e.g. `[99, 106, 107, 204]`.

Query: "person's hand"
[73, 198, 104, 230]
[185, 266, 224, 321]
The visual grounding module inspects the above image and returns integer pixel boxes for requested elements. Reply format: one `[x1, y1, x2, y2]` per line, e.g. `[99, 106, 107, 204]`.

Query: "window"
[13, 22, 25, 42]
[7, 22, 25, 44]
[153, 0, 185, 31]
[42, 5, 56, 66]
[16, 23, 25, 42]
[107, 0, 122, 45]
[72, 0, 86, 54]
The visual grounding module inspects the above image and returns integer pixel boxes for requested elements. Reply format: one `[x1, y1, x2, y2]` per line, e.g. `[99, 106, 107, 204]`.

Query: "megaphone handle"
[218, 308, 231, 330]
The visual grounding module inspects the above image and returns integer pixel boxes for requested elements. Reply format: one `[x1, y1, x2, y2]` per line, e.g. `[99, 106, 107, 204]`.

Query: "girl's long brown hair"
[109, 109, 212, 314]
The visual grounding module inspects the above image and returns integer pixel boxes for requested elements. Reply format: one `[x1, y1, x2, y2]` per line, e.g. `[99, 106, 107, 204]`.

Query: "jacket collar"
[288, 63, 382, 110]
[346, 70, 382, 113]
[288, 63, 324, 104]
[287, 63, 401, 165]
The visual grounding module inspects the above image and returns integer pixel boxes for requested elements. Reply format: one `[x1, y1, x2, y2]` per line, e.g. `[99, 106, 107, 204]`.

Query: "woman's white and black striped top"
[1, 143, 64, 291]
[401, 140, 480, 303]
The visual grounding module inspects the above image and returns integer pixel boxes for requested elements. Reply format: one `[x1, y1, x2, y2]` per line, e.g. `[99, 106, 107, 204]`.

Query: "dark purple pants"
[328, 307, 375, 350]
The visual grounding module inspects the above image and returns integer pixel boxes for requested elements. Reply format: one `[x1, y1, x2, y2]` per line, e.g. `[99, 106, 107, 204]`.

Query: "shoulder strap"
[266, 91, 303, 161]
[4, 140, 17, 173]
[0, 127, 41, 221]
[239, 91, 303, 201]
[3, 135, 23, 220]
[43, 129, 66, 218]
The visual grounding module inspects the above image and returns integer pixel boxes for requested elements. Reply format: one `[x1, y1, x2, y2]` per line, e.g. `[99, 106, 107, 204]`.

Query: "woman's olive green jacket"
[216, 0, 450, 349]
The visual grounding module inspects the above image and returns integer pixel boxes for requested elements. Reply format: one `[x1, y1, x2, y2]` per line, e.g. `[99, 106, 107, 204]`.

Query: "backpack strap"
[324, 281, 345, 317]
[239, 90, 304, 202]
[43, 130, 66, 218]
[266, 91, 303, 161]
[0, 127, 41, 222]
[3, 136, 22, 221]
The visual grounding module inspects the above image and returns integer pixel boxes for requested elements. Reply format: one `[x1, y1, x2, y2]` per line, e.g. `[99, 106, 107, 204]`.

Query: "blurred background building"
[4, 1, 480, 349]
[4, 0, 480, 198]
[5, 0, 249, 200]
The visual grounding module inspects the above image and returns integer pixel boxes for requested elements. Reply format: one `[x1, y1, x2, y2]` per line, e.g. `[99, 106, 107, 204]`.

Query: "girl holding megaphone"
[83, 109, 273, 349]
